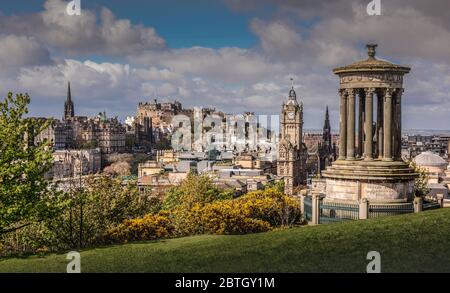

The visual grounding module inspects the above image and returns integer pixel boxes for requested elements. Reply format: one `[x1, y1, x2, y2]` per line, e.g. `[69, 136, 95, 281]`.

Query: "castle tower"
[64, 81, 75, 121]
[277, 81, 307, 195]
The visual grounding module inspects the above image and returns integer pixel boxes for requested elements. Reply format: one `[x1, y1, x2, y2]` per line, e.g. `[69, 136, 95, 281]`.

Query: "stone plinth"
[322, 159, 417, 203]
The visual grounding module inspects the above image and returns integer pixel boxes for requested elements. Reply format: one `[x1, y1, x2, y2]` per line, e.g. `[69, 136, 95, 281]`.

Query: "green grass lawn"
[1, 208, 450, 273]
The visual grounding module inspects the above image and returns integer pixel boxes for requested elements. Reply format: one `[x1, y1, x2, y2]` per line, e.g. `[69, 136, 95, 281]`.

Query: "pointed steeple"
[64, 81, 75, 120]
[323, 106, 332, 150]
[67, 81, 72, 102]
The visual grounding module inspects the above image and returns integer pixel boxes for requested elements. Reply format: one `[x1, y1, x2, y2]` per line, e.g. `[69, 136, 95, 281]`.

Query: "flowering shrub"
[106, 186, 302, 242]
[104, 211, 173, 243]
[195, 187, 301, 235]
[196, 201, 272, 234]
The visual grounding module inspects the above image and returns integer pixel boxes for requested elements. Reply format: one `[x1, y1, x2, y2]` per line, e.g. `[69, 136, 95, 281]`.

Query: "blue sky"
[0, 0, 449, 130]
[0, 0, 261, 49]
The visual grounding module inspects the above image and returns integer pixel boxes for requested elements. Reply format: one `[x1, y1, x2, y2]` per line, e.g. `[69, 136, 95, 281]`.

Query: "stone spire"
[64, 81, 75, 120]
[323, 106, 332, 150]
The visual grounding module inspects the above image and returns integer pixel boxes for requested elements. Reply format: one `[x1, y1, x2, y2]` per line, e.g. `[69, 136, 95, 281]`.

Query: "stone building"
[49, 149, 101, 179]
[137, 99, 183, 127]
[322, 44, 417, 203]
[59, 83, 126, 154]
[135, 99, 187, 149]
[34, 118, 73, 150]
[277, 84, 308, 195]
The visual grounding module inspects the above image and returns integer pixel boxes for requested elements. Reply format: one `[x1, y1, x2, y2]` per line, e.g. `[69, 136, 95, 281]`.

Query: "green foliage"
[162, 173, 233, 210]
[46, 175, 161, 249]
[265, 180, 285, 193]
[78, 141, 98, 149]
[409, 161, 430, 197]
[162, 187, 184, 211]
[0, 93, 61, 235]
[107, 186, 302, 242]
[1, 174, 162, 255]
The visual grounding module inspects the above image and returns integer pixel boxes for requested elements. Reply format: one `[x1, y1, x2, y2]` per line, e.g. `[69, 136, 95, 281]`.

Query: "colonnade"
[338, 87, 403, 161]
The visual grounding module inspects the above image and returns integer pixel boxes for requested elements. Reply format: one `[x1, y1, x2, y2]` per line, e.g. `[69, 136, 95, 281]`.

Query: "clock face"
[287, 112, 295, 120]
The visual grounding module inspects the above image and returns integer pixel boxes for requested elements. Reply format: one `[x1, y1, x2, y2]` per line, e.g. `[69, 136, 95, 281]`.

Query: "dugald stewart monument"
[322, 44, 418, 203]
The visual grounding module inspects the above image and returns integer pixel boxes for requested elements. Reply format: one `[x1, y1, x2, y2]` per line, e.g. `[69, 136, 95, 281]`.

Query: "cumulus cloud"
[0, 0, 165, 56]
[129, 46, 285, 84]
[0, 0, 449, 130]
[0, 35, 52, 74]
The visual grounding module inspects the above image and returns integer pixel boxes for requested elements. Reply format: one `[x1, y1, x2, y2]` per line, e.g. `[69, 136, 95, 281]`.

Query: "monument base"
[321, 159, 418, 203]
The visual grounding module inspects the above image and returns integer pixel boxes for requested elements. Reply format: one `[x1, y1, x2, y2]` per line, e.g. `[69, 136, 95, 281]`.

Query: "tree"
[46, 175, 161, 248]
[0, 93, 60, 234]
[409, 161, 429, 197]
[162, 173, 234, 210]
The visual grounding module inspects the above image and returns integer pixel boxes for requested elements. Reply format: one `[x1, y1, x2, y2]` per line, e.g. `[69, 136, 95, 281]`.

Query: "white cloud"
[0, 0, 449, 130]
[129, 46, 284, 83]
[0, 0, 165, 56]
[0, 35, 52, 74]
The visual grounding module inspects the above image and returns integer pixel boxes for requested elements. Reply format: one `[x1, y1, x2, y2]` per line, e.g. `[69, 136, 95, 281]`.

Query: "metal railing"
[422, 201, 441, 211]
[368, 203, 414, 219]
[320, 200, 359, 224]
[304, 196, 312, 221]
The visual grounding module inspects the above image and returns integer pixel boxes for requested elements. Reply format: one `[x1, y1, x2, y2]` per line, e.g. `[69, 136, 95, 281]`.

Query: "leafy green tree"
[0, 93, 60, 235]
[162, 173, 233, 210]
[47, 175, 161, 248]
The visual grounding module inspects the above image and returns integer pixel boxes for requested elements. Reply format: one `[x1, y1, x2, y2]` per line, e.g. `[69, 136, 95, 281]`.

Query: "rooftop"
[333, 44, 411, 75]
[413, 151, 447, 167]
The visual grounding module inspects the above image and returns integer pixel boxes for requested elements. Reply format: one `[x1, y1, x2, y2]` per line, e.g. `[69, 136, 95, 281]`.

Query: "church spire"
[67, 81, 72, 102]
[64, 81, 74, 120]
[323, 106, 332, 150]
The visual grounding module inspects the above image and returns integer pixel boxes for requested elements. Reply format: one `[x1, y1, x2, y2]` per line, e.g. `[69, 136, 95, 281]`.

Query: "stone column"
[364, 88, 375, 160]
[358, 92, 365, 158]
[359, 198, 369, 220]
[383, 88, 393, 161]
[300, 195, 305, 215]
[376, 93, 383, 159]
[338, 89, 347, 160]
[395, 89, 403, 160]
[346, 89, 356, 160]
[414, 197, 423, 213]
[312, 194, 320, 225]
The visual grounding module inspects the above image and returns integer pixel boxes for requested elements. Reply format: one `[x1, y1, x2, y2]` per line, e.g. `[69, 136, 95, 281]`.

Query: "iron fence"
[319, 200, 359, 224]
[368, 203, 414, 218]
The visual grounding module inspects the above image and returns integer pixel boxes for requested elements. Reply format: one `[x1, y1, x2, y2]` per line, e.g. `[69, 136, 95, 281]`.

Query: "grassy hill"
[1, 208, 450, 273]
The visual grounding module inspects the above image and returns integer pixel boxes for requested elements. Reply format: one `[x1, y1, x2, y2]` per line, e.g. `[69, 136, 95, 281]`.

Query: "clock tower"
[277, 83, 307, 195]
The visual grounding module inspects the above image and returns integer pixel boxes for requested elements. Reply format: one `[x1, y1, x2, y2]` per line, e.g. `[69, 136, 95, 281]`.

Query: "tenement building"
[38, 82, 126, 154]
[277, 85, 308, 195]
[322, 44, 417, 202]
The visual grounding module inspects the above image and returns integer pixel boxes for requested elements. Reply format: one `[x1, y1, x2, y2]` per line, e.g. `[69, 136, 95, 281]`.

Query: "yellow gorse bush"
[105, 186, 302, 242]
